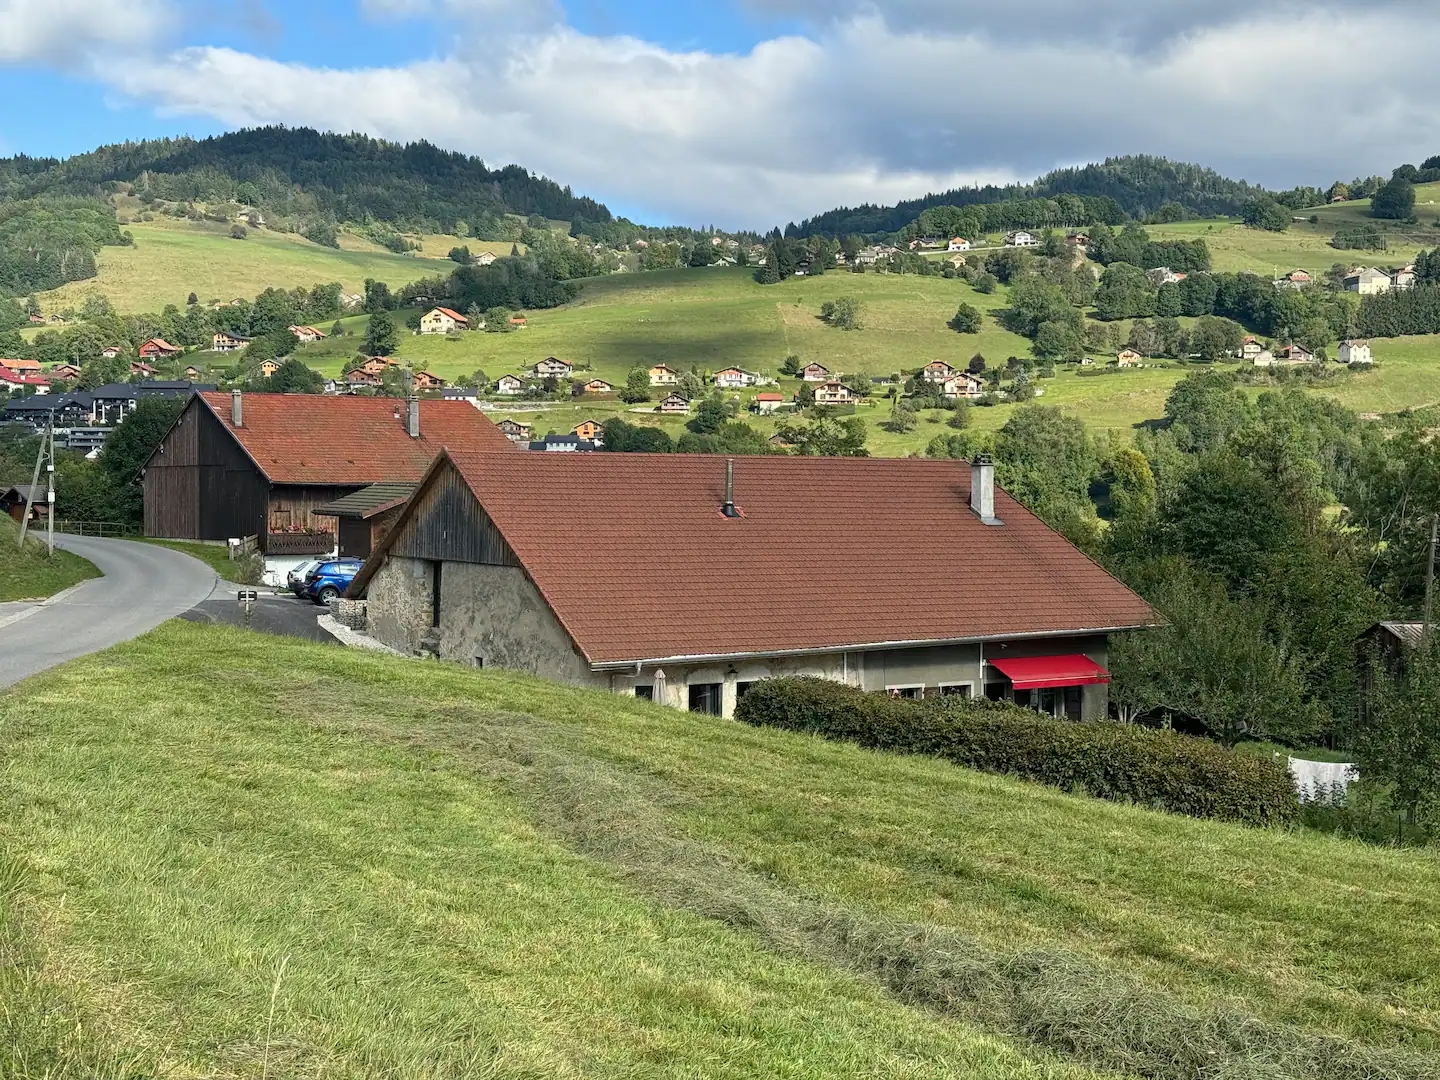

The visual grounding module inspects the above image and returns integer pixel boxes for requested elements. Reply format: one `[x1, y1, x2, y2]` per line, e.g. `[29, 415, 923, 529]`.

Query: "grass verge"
[0, 515, 100, 602]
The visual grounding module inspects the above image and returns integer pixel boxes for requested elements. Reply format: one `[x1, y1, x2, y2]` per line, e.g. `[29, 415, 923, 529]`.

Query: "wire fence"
[51, 520, 142, 538]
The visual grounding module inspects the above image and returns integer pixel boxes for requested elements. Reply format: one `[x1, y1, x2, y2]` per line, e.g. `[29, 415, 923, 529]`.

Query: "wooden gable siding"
[144, 397, 269, 541]
[388, 463, 519, 567]
[268, 485, 365, 534]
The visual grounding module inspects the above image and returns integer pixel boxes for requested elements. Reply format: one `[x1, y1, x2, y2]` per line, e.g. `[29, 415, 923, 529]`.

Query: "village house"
[495, 375, 526, 396]
[288, 325, 327, 344]
[474, 251, 497, 267]
[800, 362, 831, 382]
[1339, 339, 1373, 365]
[341, 293, 364, 310]
[183, 365, 203, 380]
[581, 378, 614, 394]
[353, 356, 392, 377]
[752, 392, 787, 415]
[212, 331, 251, 352]
[648, 364, 680, 386]
[48, 363, 82, 381]
[947, 237, 971, 252]
[1344, 267, 1392, 295]
[509, 315, 528, 329]
[813, 381, 854, 405]
[1238, 336, 1266, 362]
[141, 391, 512, 584]
[1145, 267, 1186, 287]
[350, 452, 1157, 720]
[130, 361, 158, 378]
[1115, 349, 1143, 367]
[4, 359, 41, 373]
[420, 307, 470, 335]
[257, 359, 281, 379]
[529, 434, 598, 452]
[412, 371, 447, 390]
[572, 420, 604, 442]
[100, 345, 124, 359]
[921, 360, 956, 383]
[0, 484, 45, 524]
[658, 393, 690, 414]
[1391, 265, 1417, 290]
[495, 419, 532, 443]
[1273, 269, 1312, 290]
[533, 356, 573, 379]
[1005, 231, 1037, 247]
[941, 372, 986, 399]
[138, 338, 183, 360]
[1068, 233, 1090, 248]
[947, 254, 968, 270]
[713, 367, 764, 389]
[1275, 343, 1316, 365]
[0, 369, 50, 394]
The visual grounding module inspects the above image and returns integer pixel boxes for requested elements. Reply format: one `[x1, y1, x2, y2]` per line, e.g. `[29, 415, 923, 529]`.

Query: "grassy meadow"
[0, 512, 99, 602]
[2, 621, 1438, 1078]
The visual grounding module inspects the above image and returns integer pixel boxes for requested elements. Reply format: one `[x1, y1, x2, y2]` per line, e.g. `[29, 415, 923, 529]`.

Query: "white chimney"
[231, 389, 242, 428]
[407, 395, 420, 439]
[971, 453, 1001, 526]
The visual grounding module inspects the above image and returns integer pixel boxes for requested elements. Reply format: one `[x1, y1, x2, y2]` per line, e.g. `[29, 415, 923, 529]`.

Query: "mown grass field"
[2, 622, 1438, 1079]
[0, 513, 99, 602]
[36, 218, 438, 314]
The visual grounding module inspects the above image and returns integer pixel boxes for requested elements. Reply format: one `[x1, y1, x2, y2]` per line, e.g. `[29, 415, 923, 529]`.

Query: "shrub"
[735, 677, 1299, 827]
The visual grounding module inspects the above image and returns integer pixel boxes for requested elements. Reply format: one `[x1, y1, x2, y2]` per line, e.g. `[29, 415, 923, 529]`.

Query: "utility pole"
[1425, 513, 1438, 643]
[17, 413, 51, 549]
[46, 418, 55, 555]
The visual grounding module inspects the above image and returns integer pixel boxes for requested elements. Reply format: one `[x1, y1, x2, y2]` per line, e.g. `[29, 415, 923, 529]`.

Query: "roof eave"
[585, 622, 1161, 671]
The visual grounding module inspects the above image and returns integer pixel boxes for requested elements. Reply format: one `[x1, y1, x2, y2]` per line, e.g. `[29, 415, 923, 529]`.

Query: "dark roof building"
[353, 451, 1157, 719]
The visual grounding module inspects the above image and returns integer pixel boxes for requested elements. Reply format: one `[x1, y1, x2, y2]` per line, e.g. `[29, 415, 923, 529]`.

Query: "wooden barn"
[141, 391, 512, 558]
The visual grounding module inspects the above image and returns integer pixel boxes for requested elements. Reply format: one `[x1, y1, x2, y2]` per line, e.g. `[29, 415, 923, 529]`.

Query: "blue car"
[305, 559, 363, 605]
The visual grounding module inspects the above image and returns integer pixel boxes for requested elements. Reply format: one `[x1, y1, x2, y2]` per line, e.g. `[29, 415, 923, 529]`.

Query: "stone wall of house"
[366, 555, 434, 655]
[609, 654, 855, 718]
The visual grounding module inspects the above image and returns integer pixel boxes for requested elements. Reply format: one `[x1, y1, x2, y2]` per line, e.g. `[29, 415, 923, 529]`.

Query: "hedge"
[734, 678, 1299, 827]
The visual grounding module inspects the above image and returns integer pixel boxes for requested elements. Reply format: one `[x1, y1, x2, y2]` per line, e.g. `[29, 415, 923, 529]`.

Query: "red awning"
[987, 654, 1110, 690]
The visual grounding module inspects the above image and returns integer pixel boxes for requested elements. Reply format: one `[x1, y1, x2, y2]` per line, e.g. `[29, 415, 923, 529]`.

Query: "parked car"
[287, 560, 324, 597]
[304, 559, 363, 605]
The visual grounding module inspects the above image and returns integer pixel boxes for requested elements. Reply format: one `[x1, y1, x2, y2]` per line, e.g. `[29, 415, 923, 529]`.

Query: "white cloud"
[0, 0, 171, 64]
[24, 4, 1440, 228]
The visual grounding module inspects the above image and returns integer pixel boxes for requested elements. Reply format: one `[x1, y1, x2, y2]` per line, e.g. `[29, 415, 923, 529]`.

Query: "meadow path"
[0, 535, 217, 688]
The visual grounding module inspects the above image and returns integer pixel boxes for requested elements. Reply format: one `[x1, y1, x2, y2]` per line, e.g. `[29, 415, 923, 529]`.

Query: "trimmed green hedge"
[734, 678, 1299, 827]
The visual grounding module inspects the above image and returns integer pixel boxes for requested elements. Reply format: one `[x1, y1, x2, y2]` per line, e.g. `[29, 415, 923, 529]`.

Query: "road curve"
[0, 534, 218, 688]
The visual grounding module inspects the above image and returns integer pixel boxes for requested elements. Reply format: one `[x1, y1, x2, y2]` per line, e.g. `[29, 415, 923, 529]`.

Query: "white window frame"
[938, 682, 974, 698]
[885, 683, 926, 700]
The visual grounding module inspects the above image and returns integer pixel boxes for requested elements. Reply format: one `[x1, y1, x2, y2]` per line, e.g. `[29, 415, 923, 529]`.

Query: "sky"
[0, 0, 1437, 230]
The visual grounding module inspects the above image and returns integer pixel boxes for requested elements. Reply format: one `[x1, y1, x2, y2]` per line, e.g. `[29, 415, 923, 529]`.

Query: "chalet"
[1115, 350, 1143, 367]
[412, 371, 447, 390]
[854, 246, 883, 266]
[529, 434, 598, 452]
[100, 346, 124, 359]
[355, 356, 392, 377]
[4, 359, 41, 372]
[1238, 336, 1265, 361]
[1391, 265, 1417, 290]
[1344, 267, 1391, 295]
[141, 391, 512, 584]
[420, 307, 469, 335]
[346, 369, 383, 389]
[1277, 343, 1316, 364]
[947, 238, 971, 252]
[941, 372, 985, 399]
[581, 378, 614, 394]
[257, 359, 281, 379]
[658, 394, 690, 414]
[183, 365, 203, 380]
[713, 367, 763, 389]
[753, 392, 786, 414]
[351, 453, 1157, 719]
[573, 419, 603, 441]
[813, 381, 854, 405]
[130, 361, 158, 378]
[1274, 269, 1312, 290]
[48, 363, 82, 381]
[1339, 339, 1373, 365]
[0, 484, 45, 523]
[1004, 231, 1037, 247]
[474, 251, 497, 267]
[533, 356, 573, 378]
[288, 325, 327, 344]
[495, 375, 526, 396]
[0, 369, 51, 394]
[921, 360, 956, 383]
[495, 419, 533, 443]
[138, 338, 183, 359]
[311, 482, 416, 560]
[648, 364, 680, 386]
[800, 362, 831, 382]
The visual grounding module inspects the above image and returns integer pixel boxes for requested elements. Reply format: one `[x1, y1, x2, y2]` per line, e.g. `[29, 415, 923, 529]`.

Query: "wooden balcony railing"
[262, 531, 336, 556]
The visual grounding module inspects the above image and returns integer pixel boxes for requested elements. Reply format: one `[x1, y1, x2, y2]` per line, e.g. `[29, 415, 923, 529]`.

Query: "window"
[735, 681, 758, 700]
[689, 682, 723, 715]
[939, 683, 973, 699]
[634, 685, 654, 701]
[886, 685, 925, 700]
[984, 682, 1008, 702]
[429, 561, 442, 628]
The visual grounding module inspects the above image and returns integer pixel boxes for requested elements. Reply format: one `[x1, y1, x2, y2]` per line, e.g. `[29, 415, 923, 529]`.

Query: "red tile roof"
[370, 451, 1157, 665]
[193, 392, 512, 486]
[432, 307, 468, 322]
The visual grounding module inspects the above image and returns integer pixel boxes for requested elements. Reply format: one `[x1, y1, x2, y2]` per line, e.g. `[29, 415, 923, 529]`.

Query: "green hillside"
[0, 511, 98, 602]
[2, 621, 1437, 1078]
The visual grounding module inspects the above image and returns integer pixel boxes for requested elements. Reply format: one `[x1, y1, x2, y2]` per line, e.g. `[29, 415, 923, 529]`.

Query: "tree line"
[0, 197, 132, 293]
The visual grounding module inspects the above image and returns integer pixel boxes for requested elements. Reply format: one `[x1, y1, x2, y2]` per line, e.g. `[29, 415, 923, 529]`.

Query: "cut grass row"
[2, 622, 1437, 1078]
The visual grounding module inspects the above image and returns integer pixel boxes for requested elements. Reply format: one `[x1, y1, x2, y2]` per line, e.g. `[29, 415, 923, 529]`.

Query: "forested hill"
[0, 127, 612, 237]
[789, 155, 1275, 237]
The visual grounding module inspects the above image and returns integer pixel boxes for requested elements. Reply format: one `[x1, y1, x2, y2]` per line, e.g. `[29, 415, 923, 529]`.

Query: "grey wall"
[366, 555, 433, 656]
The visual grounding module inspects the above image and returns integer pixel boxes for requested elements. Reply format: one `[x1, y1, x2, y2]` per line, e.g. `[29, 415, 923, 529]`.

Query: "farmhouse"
[141, 392, 512, 583]
[474, 251, 497, 266]
[138, 338, 183, 359]
[1251, 349, 1276, 367]
[412, 371, 447, 390]
[1238, 336, 1265, 361]
[420, 307, 469, 334]
[288, 325, 327, 344]
[1275, 343, 1316, 364]
[581, 378, 614, 394]
[713, 367, 763, 389]
[495, 375, 525, 396]
[351, 453, 1156, 719]
[813, 381, 854, 405]
[753, 392, 786, 414]
[48, 363, 82, 381]
[533, 356, 573, 378]
[947, 238, 971, 252]
[941, 372, 985, 399]
[1274, 269, 1312, 290]
[800, 362, 831, 382]
[1339, 339, 1373, 365]
[4, 359, 41, 373]
[183, 366, 203, 380]
[648, 364, 680, 386]
[1115, 349, 1143, 367]
[1391, 265, 1417, 290]
[1004, 231, 1037, 247]
[921, 360, 956, 383]
[212, 331, 250, 352]
[346, 369, 382, 389]
[658, 393, 690, 414]
[1344, 267, 1391, 295]
[495, 419, 532, 443]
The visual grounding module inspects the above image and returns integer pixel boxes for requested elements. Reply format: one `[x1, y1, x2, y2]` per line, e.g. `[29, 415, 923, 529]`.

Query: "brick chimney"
[407, 395, 420, 439]
[231, 389, 242, 428]
[971, 452, 1001, 526]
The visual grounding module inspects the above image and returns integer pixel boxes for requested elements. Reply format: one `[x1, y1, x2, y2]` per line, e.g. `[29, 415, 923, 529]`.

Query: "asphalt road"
[0, 534, 219, 688]
[182, 584, 336, 643]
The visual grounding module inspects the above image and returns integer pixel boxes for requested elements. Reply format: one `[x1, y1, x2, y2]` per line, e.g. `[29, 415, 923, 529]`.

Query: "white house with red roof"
[419, 307, 470, 334]
[288, 325, 327, 344]
[752, 392, 787, 414]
